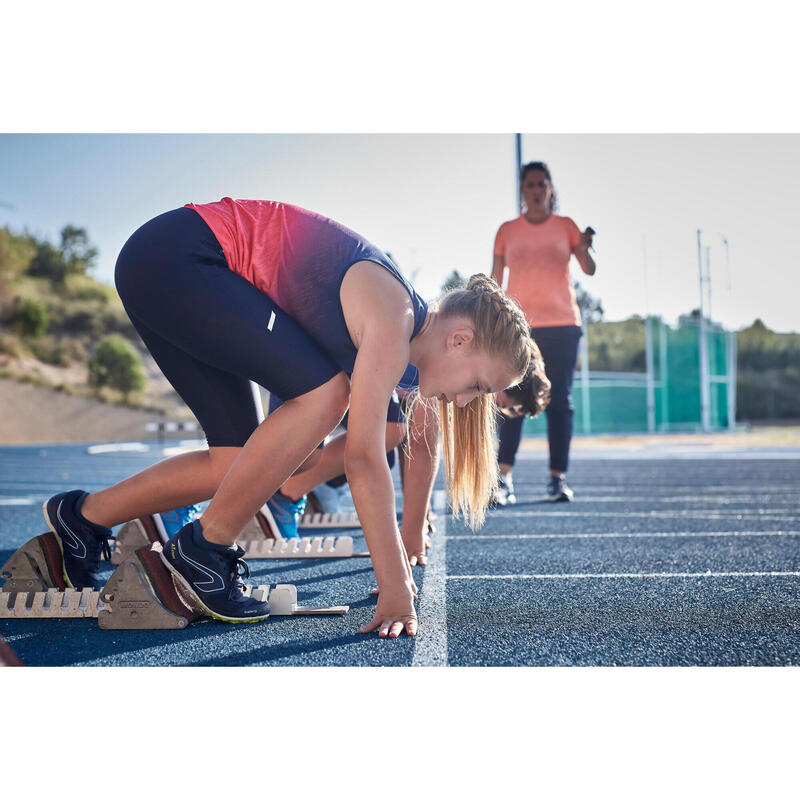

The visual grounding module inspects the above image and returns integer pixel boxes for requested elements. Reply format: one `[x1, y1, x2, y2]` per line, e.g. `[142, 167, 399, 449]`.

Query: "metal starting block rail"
[111, 506, 369, 565]
[1, 537, 349, 629]
[300, 511, 361, 529]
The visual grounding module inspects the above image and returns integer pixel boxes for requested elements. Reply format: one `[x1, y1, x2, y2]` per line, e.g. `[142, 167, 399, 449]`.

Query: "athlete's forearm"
[399, 424, 439, 545]
[346, 454, 410, 590]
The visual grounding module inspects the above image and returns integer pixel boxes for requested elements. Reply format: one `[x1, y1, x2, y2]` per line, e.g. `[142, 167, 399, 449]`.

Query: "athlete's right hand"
[403, 528, 432, 566]
[358, 583, 418, 638]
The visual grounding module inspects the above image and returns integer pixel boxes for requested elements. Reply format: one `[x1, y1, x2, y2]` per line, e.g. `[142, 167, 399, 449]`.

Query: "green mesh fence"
[523, 317, 735, 436]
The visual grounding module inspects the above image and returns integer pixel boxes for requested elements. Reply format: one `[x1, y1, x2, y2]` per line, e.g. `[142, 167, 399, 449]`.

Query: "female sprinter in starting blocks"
[40, 199, 532, 637]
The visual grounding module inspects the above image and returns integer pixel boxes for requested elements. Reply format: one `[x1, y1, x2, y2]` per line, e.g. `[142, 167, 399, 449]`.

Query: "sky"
[1, 133, 798, 333]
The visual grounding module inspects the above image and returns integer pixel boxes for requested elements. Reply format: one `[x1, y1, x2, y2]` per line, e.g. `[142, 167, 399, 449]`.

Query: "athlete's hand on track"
[359, 584, 418, 637]
[403, 529, 432, 566]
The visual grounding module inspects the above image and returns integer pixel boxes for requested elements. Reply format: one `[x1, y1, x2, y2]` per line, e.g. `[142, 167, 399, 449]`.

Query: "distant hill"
[0, 224, 191, 422]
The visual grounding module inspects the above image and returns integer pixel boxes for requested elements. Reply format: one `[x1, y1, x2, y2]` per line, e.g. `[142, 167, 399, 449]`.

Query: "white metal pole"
[727, 330, 738, 430]
[645, 315, 656, 433]
[643, 236, 655, 432]
[697, 229, 711, 432]
[659, 318, 669, 431]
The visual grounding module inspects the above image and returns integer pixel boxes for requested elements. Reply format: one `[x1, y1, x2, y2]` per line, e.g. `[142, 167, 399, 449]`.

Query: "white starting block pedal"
[1, 538, 349, 629]
[112, 507, 369, 563]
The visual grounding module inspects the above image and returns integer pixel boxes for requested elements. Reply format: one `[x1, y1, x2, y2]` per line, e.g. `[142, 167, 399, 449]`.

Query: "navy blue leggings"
[497, 325, 581, 473]
[114, 208, 342, 447]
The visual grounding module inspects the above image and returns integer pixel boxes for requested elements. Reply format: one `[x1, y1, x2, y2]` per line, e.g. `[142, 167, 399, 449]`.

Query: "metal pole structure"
[645, 315, 656, 433]
[659, 318, 669, 430]
[727, 330, 738, 430]
[705, 245, 713, 323]
[720, 234, 736, 430]
[643, 236, 655, 432]
[697, 229, 711, 432]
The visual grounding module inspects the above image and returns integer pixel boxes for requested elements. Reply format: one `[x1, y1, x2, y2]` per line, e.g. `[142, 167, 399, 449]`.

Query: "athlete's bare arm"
[340, 261, 419, 638]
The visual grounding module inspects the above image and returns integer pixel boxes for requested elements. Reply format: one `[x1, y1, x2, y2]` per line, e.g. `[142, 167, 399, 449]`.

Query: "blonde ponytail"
[436, 274, 532, 528]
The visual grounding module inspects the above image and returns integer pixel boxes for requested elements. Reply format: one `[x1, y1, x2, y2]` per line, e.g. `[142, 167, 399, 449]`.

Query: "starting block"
[1, 537, 349, 629]
[112, 505, 369, 564]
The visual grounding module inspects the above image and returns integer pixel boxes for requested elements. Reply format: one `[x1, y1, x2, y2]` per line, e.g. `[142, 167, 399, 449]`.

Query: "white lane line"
[556, 496, 800, 505]
[0, 497, 35, 506]
[87, 442, 150, 455]
[411, 489, 448, 667]
[449, 531, 800, 541]
[496, 511, 798, 519]
[448, 571, 800, 580]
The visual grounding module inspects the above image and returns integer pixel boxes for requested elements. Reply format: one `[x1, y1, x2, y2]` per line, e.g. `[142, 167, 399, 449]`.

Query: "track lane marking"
[448, 571, 800, 580]
[411, 489, 448, 667]
[448, 530, 800, 540]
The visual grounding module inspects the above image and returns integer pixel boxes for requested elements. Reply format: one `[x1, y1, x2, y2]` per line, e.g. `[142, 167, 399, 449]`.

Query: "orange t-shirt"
[493, 214, 582, 328]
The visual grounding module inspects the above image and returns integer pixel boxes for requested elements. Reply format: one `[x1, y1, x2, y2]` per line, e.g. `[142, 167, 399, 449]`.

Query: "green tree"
[28, 226, 97, 283]
[88, 335, 146, 398]
[574, 280, 604, 323]
[60, 225, 98, 276]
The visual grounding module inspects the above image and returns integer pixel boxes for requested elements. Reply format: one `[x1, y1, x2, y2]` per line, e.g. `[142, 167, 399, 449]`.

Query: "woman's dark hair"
[504, 338, 551, 417]
[520, 161, 558, 214]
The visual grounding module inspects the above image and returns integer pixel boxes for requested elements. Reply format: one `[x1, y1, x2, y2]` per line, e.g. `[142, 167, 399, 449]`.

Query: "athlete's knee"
[319, 371, 351, 423]
[207, 446, 241, 475]
[385, 421, 405, 451]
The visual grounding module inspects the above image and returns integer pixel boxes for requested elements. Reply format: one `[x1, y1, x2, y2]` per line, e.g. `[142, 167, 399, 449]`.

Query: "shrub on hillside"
[29, 336, 70, 366]
[88, 335, 146, 398]
[11, 298, 49, 338]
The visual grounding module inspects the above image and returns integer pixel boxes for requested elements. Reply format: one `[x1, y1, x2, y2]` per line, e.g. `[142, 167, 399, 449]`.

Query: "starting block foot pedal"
[99, 543, 201, 630]
[1, 532, 68, 593]
[111, 515, 168, 565]
[252, 584, 349, 616]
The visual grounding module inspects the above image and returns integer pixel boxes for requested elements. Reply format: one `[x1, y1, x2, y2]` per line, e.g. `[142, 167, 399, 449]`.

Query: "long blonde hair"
[434, 274, 532, 529]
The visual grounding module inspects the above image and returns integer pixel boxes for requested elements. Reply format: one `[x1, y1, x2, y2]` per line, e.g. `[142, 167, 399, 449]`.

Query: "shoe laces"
[227, 552, 251, 599]
[85, 531, 113, 574]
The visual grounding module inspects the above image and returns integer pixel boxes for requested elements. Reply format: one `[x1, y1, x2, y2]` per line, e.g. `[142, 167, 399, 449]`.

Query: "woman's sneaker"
[42, 490, 113, 589]
[546, 476, 574, 502]
[491, 474, 516, 507]
[263, 491, 306, 539]
[159, 504, 203, 537]
[160, 520, 269, 623]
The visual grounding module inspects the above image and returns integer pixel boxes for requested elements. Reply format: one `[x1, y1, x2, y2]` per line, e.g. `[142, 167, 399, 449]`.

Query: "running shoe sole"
[41, 499, 75, 589]
[158, 551, 269, 624]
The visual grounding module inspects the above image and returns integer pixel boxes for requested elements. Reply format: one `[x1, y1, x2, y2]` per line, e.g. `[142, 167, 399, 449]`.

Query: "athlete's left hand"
[580, 226, 596, 251]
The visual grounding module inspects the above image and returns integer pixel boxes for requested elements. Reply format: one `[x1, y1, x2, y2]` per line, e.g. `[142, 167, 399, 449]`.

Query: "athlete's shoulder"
[497, 216, 524, 231]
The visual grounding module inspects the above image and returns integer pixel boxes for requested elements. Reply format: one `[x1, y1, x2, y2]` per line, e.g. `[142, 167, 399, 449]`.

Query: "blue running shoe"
[42, 490, 113, 589]
[264, 491, 306, 539]
[161, 520, 269, 623]
[159, 504, 203, 537]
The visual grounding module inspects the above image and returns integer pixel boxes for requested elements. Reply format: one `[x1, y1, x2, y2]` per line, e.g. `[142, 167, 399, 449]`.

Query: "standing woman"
[492, 162, 596, 502]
